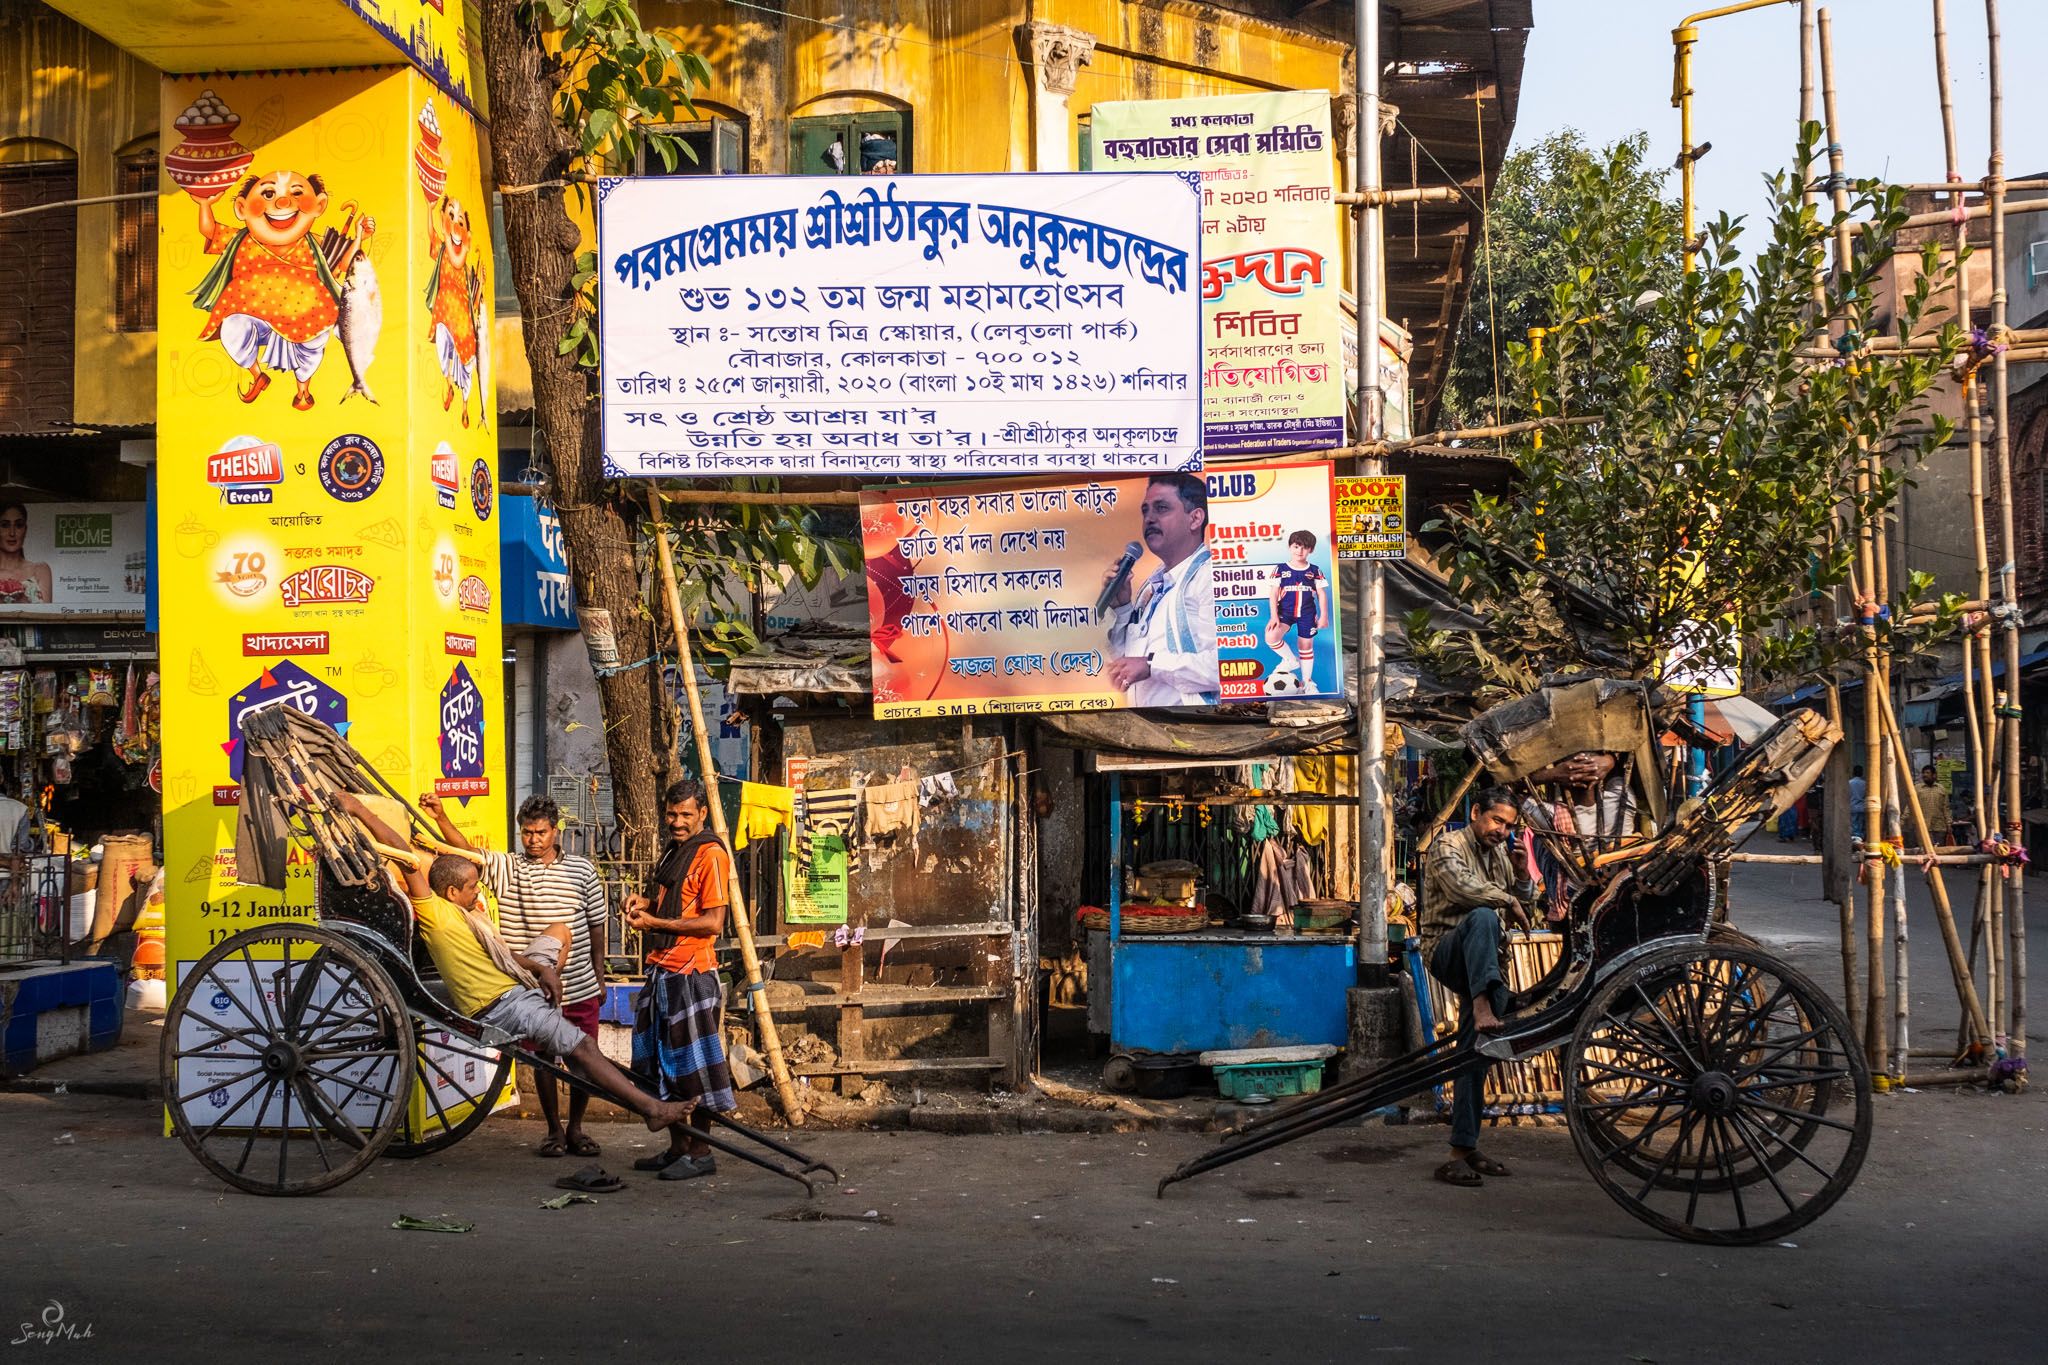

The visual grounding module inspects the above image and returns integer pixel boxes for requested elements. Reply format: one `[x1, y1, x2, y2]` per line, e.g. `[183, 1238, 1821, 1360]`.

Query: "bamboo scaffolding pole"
[1877, 683, 1992, 1047]
[1826, 680, 1864, 1043]
[1820, 9, 1889, 1076]
[1985, 0, 2026, 1061]
[1893, 797, 1911, 1080]
[1889, 179, 2048, 193]
[645, 487, 806, 1124]
[1732, 850, 2005, 866]
[1853, 197, 2048, 233]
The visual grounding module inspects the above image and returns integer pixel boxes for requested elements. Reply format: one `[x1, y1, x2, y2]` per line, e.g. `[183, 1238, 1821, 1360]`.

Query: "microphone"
[1096, 541, 1144, 622]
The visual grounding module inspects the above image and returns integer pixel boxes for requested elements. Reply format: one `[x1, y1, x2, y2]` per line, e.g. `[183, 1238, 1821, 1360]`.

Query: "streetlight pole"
[1354, 0, 1390, 987]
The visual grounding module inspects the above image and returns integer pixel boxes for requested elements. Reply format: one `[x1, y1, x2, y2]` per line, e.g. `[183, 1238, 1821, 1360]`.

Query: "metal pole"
[1354, 0, 1390, 987]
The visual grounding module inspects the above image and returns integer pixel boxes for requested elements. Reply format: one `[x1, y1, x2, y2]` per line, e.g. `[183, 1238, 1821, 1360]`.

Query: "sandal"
[1466, 1152, 1512, 1177]
[567, 1133, 601, 1158]
[536, 1137, 567, 1158]
[554, 1164, 624, 1194]
[1435, 1159, 1483, 1187]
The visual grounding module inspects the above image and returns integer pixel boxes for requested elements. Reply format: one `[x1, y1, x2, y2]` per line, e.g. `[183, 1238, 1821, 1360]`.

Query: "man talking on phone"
[1102, 472, 1219, 708]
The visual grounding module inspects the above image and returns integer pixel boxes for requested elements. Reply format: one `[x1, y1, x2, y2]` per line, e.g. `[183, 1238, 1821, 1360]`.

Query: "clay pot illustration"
[415, 99, 448, 204]
[166, 90, 255, 202]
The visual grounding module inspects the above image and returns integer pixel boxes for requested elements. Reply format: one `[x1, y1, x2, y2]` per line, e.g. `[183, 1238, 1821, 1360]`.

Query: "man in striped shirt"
[422, 791, 610, 1159]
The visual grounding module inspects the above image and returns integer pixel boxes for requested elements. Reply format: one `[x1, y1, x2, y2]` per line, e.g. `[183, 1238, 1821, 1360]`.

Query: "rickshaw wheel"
[1565, 942, 1871, 1246]
[162, 924, 415, 1195]
[382, 1022, 514, 1159]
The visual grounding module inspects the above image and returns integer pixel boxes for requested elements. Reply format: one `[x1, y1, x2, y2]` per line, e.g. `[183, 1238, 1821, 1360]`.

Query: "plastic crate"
[1214, 1058, 1326, 1100]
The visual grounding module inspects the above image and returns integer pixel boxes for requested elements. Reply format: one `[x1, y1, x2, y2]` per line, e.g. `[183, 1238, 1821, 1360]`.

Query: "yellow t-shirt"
[410, 893, 519, 1018]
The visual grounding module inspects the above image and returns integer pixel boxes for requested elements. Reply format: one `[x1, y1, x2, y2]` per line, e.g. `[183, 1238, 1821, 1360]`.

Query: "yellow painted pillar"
[154, 67, 503, 998]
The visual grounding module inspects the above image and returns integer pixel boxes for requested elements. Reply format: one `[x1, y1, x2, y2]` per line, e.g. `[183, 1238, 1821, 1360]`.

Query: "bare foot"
[645, 1099, 697, 1132]
[1472, 1000, 1507, 1034]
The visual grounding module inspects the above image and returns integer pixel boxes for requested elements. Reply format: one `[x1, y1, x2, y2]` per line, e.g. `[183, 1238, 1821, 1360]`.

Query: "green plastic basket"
[1214, 1058, 1326, 1100]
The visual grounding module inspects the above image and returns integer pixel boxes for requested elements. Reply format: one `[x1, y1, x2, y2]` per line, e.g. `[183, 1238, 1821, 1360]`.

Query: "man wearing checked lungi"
[622, 779, 740, 1181]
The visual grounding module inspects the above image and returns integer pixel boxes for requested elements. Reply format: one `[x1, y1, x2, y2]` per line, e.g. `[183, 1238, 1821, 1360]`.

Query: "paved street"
[4, 866, 2044, 1363]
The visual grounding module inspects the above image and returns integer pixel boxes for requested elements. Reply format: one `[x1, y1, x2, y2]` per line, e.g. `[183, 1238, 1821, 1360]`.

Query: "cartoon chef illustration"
[189, 171, 368, 410]
[425, 193, 487, 429]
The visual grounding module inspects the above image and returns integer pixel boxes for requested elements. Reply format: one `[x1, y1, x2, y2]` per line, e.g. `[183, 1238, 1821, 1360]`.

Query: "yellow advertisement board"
[156, 67, 502, 984]
[1334, 474, 1407, 561]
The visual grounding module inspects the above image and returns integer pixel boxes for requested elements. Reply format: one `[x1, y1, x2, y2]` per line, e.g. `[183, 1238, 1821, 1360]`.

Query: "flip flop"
[536, 1137, 567, 1158]
[1466, 1152, 1512, 1177]
[554, 1164, 625, 1194]
[567, 1133, 601, 1158]
[1435, 1159, 1483, 1188]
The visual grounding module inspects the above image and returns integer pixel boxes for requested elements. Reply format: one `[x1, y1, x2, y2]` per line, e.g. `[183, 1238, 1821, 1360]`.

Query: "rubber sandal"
[536, 1137, 567, 1158]
[632, 1148, 686, 1172]
[567, 1133, 601, 1158]
[658, 1154, 716, 1182]
[1435, 1159, 1483, 1188]
[554, 1164, 624, 1194]
[1466, 1153, 1512, 1177]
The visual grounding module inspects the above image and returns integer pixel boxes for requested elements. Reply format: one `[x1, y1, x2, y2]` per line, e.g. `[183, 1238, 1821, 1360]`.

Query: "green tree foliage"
[500, 0, 854, 673]
[1444, 131, 1682, 431]
[1422, 131, 1962, 698]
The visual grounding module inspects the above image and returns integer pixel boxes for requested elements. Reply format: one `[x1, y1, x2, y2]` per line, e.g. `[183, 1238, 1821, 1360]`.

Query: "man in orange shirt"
[623, 779, 739, 1180]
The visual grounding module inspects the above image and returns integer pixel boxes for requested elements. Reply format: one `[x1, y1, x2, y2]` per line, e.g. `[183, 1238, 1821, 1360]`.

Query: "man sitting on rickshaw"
[337, 793, 697, 1138]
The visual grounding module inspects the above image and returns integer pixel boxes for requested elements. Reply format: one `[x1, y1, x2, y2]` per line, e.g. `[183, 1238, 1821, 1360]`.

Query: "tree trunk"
[480, 0, 659, 868]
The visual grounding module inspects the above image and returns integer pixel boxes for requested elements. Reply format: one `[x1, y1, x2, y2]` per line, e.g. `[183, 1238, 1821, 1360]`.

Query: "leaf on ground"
[391, 1214, 474, 1233]
[540, 1192, 597, 1209]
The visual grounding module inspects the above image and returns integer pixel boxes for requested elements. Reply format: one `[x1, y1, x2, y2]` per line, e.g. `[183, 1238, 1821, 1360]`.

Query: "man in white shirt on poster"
[1103, 472, 1220, 708]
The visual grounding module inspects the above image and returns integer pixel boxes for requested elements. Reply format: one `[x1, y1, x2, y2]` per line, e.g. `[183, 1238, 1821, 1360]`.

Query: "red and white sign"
[430, 447, 459, 490]
[430, 442, 460, 509]
[444, 632, 477, 657]
[212, 785, 241, 806]
[279, 566, 375, 610]
[433, 777, 490, 798]
[242, 631, 331, 656]
[457, 574, 490, 614]
[208, 442, 283, 486]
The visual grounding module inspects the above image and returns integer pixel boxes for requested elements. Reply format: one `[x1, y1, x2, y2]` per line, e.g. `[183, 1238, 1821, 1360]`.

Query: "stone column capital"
[1015, 21, 1096, 97]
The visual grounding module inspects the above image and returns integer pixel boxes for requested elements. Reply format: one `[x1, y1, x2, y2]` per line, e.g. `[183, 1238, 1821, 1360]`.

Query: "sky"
[1510, 1, 2048, 236]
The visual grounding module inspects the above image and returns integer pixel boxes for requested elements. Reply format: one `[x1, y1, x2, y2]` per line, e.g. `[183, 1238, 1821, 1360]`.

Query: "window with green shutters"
[788, 111, 911, 175]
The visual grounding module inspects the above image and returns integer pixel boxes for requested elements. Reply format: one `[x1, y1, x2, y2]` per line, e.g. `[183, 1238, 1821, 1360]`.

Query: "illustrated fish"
[337, 247, 382, 405]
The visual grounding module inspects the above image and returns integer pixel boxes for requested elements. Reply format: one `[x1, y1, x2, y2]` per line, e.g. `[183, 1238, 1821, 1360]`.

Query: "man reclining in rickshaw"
[337, 793, 697, 1137]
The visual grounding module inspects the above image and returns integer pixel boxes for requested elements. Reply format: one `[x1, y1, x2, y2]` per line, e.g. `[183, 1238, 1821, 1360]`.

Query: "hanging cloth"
[1294, 755, 1331, 846]
[734, 782, 794, 850]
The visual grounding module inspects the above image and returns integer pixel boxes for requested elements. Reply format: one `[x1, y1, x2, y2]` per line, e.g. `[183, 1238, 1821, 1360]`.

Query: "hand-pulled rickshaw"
[1162, 679, 1871, 1246]
[161, 707, 834, 1196]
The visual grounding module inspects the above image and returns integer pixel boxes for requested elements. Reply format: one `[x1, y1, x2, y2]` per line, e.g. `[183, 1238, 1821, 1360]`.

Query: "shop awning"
[725, 627, 870, 697]
[1043, 709, 1355, 762]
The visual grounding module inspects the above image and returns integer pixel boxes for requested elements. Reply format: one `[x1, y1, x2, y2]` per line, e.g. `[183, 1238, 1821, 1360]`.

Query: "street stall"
[1035, 708, 1362, 1093]
[723, 627, 1038, 1093]
[0, 500, 162, 968]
